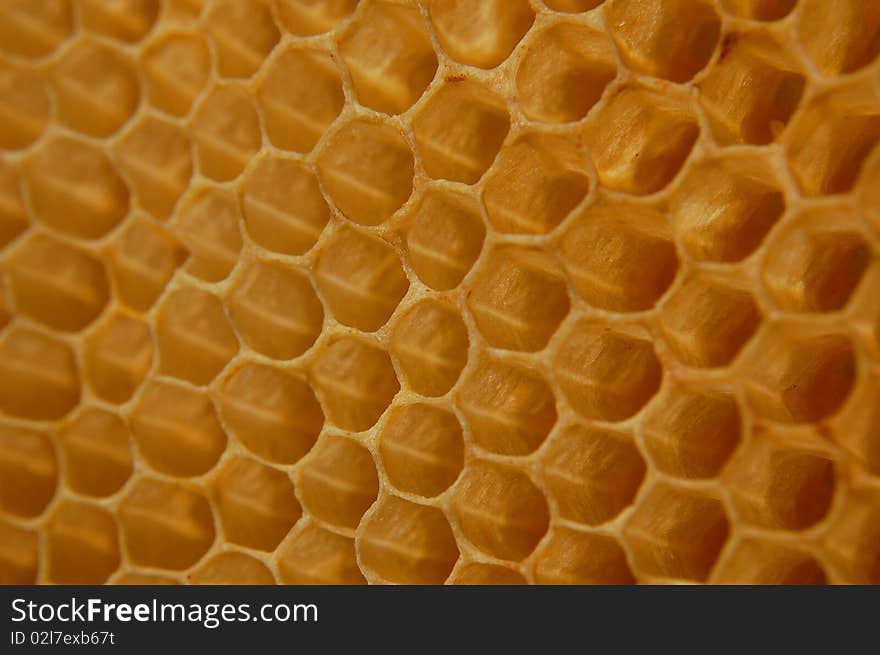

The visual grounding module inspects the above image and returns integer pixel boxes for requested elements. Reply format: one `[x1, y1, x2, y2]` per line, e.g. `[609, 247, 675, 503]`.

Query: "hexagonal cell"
[314, 226, 409, 332]
[174, 187, 242, 282]
[467, 246, 570, 352]
[273, 0, 358, 35]
[378, 403, 464, 498]
[798, 0, 880, 76]
[226, 260, 323, 360]
[25, 136, 130, 240]
[156, 288, 238, 386]
[456, 355, 557, 456]
[0, 423, 57, 517]
[316, 119, 414, 226]
[669, 154, 785, 262]
[83, 311, 153, 404]
[713, 539, 826, 584]
[130, 380, 227, 477]
[623, 482, 729, 582]
[310, 337, 399, 432]
[58, 408, 132, 498]
[533, 528, 634, 584]
[297, 436, 378, 530]
[191, 85, 261, 181]
[719, 0, 795, 20]
[358, 495, 459, 584]
[0, 0, 74, 59]
[412, 80, 510, 184]
[6, 232, 109, 332]
[517, 23, 616, 124]
[448, 562, 526, 585]
[390, 299, 469, 397]
[142, 32, 211, 117]
[541, 425, 645, 525]
[212, 456, 300, 551]
[204, 0, 279, 79]
[428, 0, 535, 69]
[560, 200, 678, 312]
[482, 133, 590, 235]
[822, 488, 880, 584]
[277, 522, 365, 585]
[450, 460, 549, 561]
[0, 61, 50, 150]
[79, 0, 158, 42]
[339, 1, 437, 114]
[219, 362, 324, 464]
[0, 519, 38, 584]
[0, 327, 80, 420]
[0, 161, 28, 248]
[553, 321, 661, 422]
[45, 501, 119, 584]
[190, 552, 275, 585]
[119, 477, 215, 570]
[257, 47, 344, 153]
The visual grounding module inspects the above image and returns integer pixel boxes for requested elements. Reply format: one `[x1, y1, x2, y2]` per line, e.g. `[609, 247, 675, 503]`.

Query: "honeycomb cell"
[273, 0, 358, 35]
[0, 161, 28, 248]
[189, 552, 276, 585]
[553, 321, 662, 422]
[6, 232, 109, 332]
[378, 403, 465, 498]
[541, 425, 646, 525]
[456, 355, 557, 456]
[797, 0, 880, 76]
[191, 85, 261, 181]
[0, 424, 57, 518]
[226, 260, 323, 360]
[316, 119, 414, 226]
[412, 80, 510, 184]
[450, 460, 549, 561]
[532, 528, 635, 584]
[205, 0, 279, 79]
[212, 456, 301, 551]
[467, 246, 570, 352]
[297, 436, 378, 530]
[823, 489, 880, 584]
[448, 562, 526, 585]
[310, 338, 399, 432]
[142, 32, 211, 117]
[156, 288, 238, 385]
[45, 501, 119, 584]
[277, 523, 365, 585]
[83, 311, 153, 404]
[314, 226, 409, 332]
[714, 539, 826, 584]
[129, 381, 227, 477]
[119, 477, 215, 570]
[390, 299, 469, 397]
[358, 495, 459, 584]
[338, 1, 437, 115]
[719, 0, 796, 20]
[58, 408, 132, 498]
[219, 362, 324, 464]
[623, 483, 729, 582]
[428, 0, 535, 69]
[80, 0, 158, 42]
[0, 0, 74, 59]
[174, 187, 242, 282]
[0, 62, 50, 150]
[559, 200, 678, 312]
[543, 0, 605, 11]
[0, 520, 38, 584]
[257, 47, 344, 154]
[516, 23, 616, 124]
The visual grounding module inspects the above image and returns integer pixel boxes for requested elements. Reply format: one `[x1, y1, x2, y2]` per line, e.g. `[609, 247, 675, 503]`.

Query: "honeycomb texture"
[1, 0, 880, 586]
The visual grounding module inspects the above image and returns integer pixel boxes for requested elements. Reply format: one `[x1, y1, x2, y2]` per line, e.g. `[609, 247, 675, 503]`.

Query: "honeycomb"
[1, 0, 880, 586]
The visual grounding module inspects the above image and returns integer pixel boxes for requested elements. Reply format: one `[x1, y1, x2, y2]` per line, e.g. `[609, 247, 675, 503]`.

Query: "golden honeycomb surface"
[1, 0, 879, 586]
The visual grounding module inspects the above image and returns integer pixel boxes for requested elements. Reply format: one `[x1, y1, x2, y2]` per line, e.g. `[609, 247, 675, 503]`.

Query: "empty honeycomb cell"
[378, 403, 464, 498]
[277, 523, 365, 585]
[226, 259, 323, 360]
[668, 154, 785, 262]
[191, 85, 261, 181]
[83, 311, 153, 404]
[25, 136, 130, 240]
[0, 327, 80, 420]
[553, 322, 662, 422]
[212, 456, 301, 551]
[119, 477, 215, 570]
[205, 0, 280, 79]
[0, 424, 57, 518]
[713, 539, 826, 584]
[316, 119, 414, 226]
[219, 362, 324, 464]
[823, 489, 880, 584]
[467, 246, 570, 352]
[541, 425, 646, 525]
[719, 0, 796, 20]
[142, 32, 211, 117]
[174, 187, 242, 282]
[79, 0, 158, 42]
[456, 356, 557, 456]
[517, 23, 616, 124]
[0, 0, 74, 58]
[45, 501, 119, 584]
[533, 528, 635, 584]
[0, 62, 50, 150]
[297, 436, 379, 530]
[390, 300, 469, 397]
[412, 80, 510, 184]
[314, 225, 409, 332]
[428, 0, 535, 69]
[156, 288, 239, 385]
[58, 408, 132, 498]
[6, 232, 110, 332]
[189, 552, 276, 585]
[559, 200, 678, 312]
[0, 161, 29, 248]
[797, 0, 880, 76]
[129, 381, 227, 477]
[448, 562, 526, 585]
[310, 337, 399, 432]
[338, 1, 437, 115]
[274, 0, 358, 35]
[0, 520, 38, 584]
[358, 495, 459, 584]
[482, 134, 590, 235]
[623, 483, 729, 582]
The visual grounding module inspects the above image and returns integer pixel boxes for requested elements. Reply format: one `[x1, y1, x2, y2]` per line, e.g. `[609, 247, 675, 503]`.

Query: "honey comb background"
[1, 0, 880, 585]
